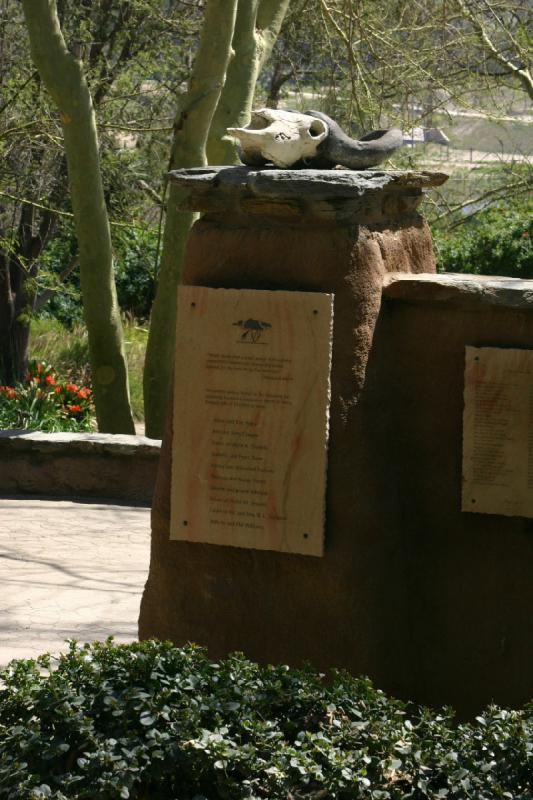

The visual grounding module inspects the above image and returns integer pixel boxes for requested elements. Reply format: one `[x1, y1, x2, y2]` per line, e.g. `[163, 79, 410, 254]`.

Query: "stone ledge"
[169, 166, 448, 224]
[383, 272, 533, 309]
[0, 430, 161, 503]
[0, 430, 161, 455]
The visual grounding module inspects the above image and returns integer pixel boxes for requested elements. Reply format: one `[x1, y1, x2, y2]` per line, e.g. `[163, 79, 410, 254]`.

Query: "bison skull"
[227, 108, 328, 168]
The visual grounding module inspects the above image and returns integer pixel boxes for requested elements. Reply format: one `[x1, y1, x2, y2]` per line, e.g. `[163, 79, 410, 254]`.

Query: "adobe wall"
[373, 274, 533, 714]
[139, 167, 533, 716]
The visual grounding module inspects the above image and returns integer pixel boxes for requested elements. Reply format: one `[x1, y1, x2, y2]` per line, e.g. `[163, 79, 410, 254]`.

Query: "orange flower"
[44, 374, 55, 386]
[67, 404, 81, 414]
[66, 383, 78, 393]
[77, 388, 89, 399]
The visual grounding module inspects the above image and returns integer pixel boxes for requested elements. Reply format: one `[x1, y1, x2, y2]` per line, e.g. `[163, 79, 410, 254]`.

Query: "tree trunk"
[0, 200, 54, 385]
[21, 0, 134, 434]
[266, 62, 293, 108]
[143, 0, 238, 439]
[0, 254, 16, 385]
[206, 0, 290, 165]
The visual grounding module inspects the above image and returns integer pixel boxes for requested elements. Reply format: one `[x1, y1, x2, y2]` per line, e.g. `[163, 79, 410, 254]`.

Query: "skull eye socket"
[309, 120, 327, 138]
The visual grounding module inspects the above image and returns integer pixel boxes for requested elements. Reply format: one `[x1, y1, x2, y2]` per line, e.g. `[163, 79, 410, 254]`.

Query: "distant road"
[420, 147, 531, 171]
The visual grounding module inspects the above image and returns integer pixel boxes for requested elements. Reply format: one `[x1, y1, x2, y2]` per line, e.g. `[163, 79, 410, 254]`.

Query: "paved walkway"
[0, 497, 151, 666]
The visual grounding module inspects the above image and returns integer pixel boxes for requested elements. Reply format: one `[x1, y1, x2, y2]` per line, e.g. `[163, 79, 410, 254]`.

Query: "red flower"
[67, 404, 81, 414]
[36, 362, 41, 373]
[66, 383, 78, 393]
[44, 374, 55, 386]
[54, 386, 61, 394]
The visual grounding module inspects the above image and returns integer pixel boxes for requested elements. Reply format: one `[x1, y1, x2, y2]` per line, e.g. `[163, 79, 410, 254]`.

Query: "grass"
[29, 316, 147, 422]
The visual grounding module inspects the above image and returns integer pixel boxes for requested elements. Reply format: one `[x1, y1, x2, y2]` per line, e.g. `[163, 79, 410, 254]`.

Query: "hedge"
[0, 640, 531, 799]
[433, 197, 532, 279]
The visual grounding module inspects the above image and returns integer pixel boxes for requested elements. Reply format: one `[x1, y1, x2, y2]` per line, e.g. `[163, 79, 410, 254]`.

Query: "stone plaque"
[462, 346, 533, 518]
[170, 286, 333, 556]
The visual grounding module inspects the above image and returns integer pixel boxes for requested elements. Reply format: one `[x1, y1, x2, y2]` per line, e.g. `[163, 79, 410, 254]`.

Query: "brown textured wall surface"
[139, 206, 436, 702]
[139, 168, 532, 716]
[367, 283, 533, 714]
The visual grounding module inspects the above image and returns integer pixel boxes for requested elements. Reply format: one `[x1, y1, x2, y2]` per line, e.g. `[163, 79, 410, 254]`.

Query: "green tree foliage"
[0, 0, 198, 390]
[268, 0, 532, 130]
[433, 196, 533, 277]
[21, 0, 136, 433]
[455, 0, 533, 102]
[38, 223, 157, 326]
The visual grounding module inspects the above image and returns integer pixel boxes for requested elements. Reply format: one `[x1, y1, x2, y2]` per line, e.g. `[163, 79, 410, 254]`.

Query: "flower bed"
[0, 360, 93, 432]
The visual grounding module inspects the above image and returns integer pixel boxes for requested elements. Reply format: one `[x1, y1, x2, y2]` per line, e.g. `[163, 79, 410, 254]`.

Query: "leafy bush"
[37, 223, 83, 327]
[113, 228, 157, 322]
[38, 223, 157, 326]
[433, 197, 533, 278]
[0, 359, 93, 432]
[0, 640, 531, 800]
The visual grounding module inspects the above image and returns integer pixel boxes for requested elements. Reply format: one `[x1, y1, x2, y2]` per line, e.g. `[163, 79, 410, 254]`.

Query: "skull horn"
[305, 110, 403, 169]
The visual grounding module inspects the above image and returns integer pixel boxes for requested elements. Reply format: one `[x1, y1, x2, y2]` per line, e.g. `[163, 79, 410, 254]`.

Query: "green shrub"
[113, 228, 157, 322]
[0, 359, 93, 432]
[0, 640, 531, 799]
[433, 197, 533, 278]
[37, 222, 83, 328]
[38, 223, 156, 326]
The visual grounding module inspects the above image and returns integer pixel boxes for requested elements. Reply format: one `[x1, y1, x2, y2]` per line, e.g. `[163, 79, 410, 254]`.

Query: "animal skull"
[227, 108, 328, 168]
[227, 107, 403, 170]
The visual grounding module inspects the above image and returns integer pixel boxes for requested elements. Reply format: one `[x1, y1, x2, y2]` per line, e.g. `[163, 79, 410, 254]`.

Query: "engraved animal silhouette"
[233, 318, 272, 343]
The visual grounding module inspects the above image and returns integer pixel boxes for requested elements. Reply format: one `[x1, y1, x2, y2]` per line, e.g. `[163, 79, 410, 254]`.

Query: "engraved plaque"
[170, 286, 333, 555]
[462, 346, 533, 518]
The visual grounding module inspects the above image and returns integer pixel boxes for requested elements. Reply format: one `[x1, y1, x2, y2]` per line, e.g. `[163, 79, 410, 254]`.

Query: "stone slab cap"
[0, 430, 161, 456]
[383, 272, 533, 309]
[168, 166, 448, 223]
